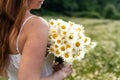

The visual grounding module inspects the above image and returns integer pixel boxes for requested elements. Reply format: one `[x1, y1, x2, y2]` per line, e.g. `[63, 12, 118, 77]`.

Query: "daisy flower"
[84, 37, 91, 45]
[48, 19, 97, 64]
[62, 51, 73, 63]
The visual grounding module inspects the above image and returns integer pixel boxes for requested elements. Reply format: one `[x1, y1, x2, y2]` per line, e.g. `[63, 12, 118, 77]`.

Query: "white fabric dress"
[7, 16, 54, 80]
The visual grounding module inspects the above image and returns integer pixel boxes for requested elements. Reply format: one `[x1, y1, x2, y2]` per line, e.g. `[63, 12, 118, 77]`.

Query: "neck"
[26, 10, 31, 15]
[24, 10, 33, 18]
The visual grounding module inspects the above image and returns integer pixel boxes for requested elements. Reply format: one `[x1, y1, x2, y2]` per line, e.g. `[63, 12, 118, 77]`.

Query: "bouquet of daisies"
[47, 19, 97, 64]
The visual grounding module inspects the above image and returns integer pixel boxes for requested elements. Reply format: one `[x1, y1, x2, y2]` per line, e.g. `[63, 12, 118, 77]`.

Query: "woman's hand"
[61, 64, 73, 78]
[52, 64, 73, 80]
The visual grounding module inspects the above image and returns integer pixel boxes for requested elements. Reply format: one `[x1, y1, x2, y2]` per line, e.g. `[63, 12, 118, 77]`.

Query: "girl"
[0, 0, 73, 80]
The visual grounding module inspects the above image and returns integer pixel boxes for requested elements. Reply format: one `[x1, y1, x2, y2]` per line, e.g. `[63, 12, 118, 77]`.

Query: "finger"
[62, 65, 72, 71]
[67, 70, 73, 75]
[62, 68, 72, 73]
[61, 69, 73, 77]
[64, 64, 72, 69]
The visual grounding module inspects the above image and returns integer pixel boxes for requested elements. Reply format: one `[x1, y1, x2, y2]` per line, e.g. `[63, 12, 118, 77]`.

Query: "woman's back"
[8, 15, 54, 80]
[9, 14, 35, 55]
[9, 14, 49, 55]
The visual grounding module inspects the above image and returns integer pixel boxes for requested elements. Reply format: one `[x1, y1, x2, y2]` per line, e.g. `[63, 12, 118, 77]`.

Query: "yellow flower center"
[63, 31, 66, 35]
[50, 21, 54, 25]
[79, 36, 82, 39]
[52, 30, 56, 33]
[76, 42, 80, 47]
[55, 45, 58, 48]
[57, 40, 61, 44]
[78, 28, 81, 31]
[64, 40, 67, 44]
[69, 35, 74, 40]
[62, 37, 65, 39]
[53, 33, 58, 39]
[84, 38, 88, 43]
[78, 52, 80, 56]
[61, 46, 65, 51]
[55, 50, 60, 55]
[65, 53, 69, 58]
[61, 25, 66, 29]
[57, 22, 60, 26]
[66, 44, 71, 48]
[50, 47, 54, 52]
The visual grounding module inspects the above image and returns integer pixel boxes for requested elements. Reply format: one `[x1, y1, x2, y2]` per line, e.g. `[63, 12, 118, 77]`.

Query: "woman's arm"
[18, 17, 72, 80]
[18, 17, 49, 80]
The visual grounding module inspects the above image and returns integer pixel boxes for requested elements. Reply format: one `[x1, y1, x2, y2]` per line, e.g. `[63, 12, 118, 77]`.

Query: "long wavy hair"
[0, 0, 28, 73]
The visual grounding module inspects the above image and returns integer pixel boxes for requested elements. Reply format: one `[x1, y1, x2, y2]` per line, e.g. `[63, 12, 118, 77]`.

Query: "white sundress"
[7, 16, 54, 80]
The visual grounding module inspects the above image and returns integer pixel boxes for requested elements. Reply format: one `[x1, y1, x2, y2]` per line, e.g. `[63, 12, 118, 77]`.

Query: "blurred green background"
[0, 0, 120, 80]
[33, 0, 120, 20]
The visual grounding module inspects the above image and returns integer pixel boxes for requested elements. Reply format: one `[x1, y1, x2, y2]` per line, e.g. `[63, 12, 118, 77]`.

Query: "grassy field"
[0, 16, 120, 80]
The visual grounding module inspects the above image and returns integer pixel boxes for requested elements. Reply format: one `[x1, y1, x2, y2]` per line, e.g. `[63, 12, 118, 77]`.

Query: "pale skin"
[7, 0, 73, 80]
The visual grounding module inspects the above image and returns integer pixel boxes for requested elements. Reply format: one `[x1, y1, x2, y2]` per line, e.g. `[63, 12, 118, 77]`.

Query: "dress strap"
[16, 15, 35, 54]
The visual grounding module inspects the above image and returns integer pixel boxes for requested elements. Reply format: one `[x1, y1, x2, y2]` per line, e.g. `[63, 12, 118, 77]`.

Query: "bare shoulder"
[31, 16, 49, 27]
[24, 16, 49, 36]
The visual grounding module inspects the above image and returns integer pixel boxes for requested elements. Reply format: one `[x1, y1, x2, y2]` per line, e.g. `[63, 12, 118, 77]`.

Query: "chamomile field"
[0, 16, 120, 80]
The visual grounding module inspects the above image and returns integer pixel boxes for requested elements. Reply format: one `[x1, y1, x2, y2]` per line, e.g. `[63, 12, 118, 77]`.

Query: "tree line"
[32, 0, 120, 19]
